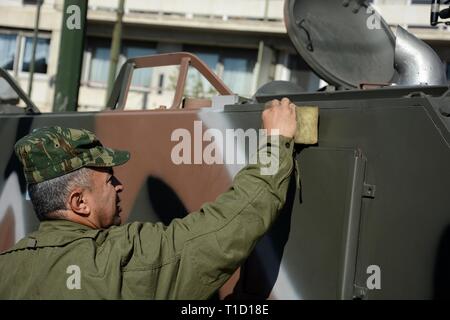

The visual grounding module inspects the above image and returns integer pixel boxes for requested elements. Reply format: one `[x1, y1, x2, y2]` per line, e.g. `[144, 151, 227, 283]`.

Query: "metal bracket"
[353, 285, 368, 300]
[440, 104, 450, 117]
[406, 91, 428, 98]
[362, 183, 376, 198]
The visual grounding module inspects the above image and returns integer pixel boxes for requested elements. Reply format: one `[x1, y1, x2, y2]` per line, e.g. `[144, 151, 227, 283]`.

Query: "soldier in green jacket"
[0, 98, 297, 299]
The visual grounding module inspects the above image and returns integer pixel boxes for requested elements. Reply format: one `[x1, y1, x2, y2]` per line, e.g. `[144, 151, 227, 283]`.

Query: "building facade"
[0, 0, 449, 112]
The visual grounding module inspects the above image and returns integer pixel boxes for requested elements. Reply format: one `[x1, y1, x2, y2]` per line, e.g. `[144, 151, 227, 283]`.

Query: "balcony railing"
[374, 3, 437, 28]
[88, 0, 284, 21]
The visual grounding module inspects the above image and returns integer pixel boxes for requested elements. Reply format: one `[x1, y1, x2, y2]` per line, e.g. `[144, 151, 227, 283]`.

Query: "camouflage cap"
[14, 126, 130, 184]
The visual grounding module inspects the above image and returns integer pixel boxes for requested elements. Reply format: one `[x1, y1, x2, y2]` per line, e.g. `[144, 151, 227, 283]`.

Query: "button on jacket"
[0, 136, 294, 299]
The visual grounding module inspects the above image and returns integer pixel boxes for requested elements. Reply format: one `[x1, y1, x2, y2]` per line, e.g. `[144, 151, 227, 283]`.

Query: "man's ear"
[68, 187, 90, 216]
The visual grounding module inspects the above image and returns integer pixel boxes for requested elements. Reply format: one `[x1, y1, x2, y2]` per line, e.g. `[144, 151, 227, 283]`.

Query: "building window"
[123, 45, 155, 88]
[222, 57, 254, 97]
[0, 34, 17, 70]
[288, 54, 321, 91]
[87, 38, 156, 89]
[0, 31, 50, 75]
[89, 44, 110, 83]
[21, 37, 50, 73]
[184, 45, 257, 97]
[185, 52, 219, 98]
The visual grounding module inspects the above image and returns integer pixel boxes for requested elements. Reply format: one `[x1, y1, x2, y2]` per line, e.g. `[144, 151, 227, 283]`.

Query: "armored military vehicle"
[1, 0, 449, 299]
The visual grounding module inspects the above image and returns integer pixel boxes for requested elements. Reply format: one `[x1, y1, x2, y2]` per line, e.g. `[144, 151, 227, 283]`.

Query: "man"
[0, 98, 297, 299]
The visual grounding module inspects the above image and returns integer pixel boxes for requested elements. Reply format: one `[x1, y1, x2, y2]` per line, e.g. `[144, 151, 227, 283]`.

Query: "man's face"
[86, 167, 124, 228]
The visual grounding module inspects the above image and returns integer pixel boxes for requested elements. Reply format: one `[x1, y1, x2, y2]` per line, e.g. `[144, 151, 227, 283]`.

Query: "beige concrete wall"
[89, 0, 284, 20]
[16, 77, 52, 112]
[374, 4, 429, 27]
[87, 10, 284, 34]
[0, 1, 60, 31]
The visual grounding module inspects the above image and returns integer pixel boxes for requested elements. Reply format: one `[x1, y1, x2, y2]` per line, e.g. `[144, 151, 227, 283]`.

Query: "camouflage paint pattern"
[1, 86, 450, 299]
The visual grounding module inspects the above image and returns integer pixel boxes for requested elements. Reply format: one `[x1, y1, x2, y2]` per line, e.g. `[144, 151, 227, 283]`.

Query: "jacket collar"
[1, 220, 102, 254]
[38, 219, 94, 232]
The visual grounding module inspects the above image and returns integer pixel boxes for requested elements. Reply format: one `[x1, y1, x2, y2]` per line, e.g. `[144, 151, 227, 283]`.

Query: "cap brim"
[109, 149, 131, 167]
[89, 147, 131, 168]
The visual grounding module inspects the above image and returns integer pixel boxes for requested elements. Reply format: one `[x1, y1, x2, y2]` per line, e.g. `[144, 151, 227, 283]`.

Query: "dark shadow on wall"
[227, 172, 297, 299]
[433, 224, 450, 300]
[4, 117, 34, 193]
[147, 176, 189, 225]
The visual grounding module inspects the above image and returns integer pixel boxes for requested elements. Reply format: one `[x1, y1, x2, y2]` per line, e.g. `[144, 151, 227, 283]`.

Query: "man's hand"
[262, 98, 297, 138]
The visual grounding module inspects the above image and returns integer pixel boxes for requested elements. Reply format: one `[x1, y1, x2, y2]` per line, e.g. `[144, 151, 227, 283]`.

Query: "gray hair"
[28, 167, 93, 221]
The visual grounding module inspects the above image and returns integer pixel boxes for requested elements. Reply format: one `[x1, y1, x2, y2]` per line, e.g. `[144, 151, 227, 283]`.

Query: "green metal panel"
[234, 147, 365, 299]
[217, 88, 450, 299]
[53, 0, 88, 112]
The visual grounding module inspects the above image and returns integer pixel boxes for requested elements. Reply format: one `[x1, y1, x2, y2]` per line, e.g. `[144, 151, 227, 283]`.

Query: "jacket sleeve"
[119, 135, 294, 299]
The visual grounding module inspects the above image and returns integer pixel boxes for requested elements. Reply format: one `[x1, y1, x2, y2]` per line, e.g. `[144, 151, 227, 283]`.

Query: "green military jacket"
[0, 136, 294, 299]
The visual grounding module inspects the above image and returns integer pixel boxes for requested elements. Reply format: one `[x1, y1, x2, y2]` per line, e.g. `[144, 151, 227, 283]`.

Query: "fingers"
[273, 99, 282, 107]
[281, 98, 296, 112]
[265, 99, 280, 110]
[265, 98, 293, 109]
[279, 98, 296, 116]
[280, 97, 290, 108]
[263, 98, 296, 120]
[279, 98, 295, 112]
[289, 102, 296, 113]
[261, 97, 297, 138]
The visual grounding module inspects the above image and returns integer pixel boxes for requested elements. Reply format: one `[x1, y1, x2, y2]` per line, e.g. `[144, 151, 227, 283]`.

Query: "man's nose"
[112, 176, 124, 192]
[115, 183, 124, 193]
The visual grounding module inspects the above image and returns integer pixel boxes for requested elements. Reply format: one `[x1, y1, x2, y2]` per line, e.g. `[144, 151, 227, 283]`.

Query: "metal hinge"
[362, 183, 376, 198]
